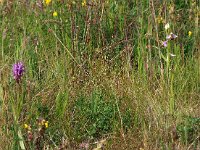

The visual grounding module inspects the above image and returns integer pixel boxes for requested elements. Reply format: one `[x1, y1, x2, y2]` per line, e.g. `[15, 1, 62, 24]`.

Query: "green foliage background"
[0, 0, 199, 149]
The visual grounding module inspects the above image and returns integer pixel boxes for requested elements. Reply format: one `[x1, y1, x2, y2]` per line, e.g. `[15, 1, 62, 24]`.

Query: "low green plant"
[71, 91, 133, 141]
[176, 116, 200, 145]
[71, 91, 117, 140]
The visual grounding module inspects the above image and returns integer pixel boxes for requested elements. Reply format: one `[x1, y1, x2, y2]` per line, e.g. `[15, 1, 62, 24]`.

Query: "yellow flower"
[44, 121, 48, 128]
[45, 0, 51, 6]
[39, 119, 48, 128]
[24, 124, 28, 129]
[53, 11, 58, 17]
[24, 124, 31, 130]
[188, 31, 192, 37]
[82, 0, 86, 7]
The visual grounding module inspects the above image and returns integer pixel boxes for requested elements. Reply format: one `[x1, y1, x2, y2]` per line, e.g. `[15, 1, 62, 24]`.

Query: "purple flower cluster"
[12, 62, 25, 82]
[162, 32, 178, 47]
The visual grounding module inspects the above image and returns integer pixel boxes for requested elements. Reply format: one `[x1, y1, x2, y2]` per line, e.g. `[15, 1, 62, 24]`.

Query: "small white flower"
[170, 53, 176, 57]
[165, 23, 170, 30]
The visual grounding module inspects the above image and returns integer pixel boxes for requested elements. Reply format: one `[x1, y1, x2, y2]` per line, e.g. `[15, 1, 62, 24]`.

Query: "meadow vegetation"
[0, 0, 199, 149]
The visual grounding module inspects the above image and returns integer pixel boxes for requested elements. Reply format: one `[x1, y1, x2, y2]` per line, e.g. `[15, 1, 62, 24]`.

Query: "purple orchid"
[12, 62, 25, 82]
[166, 32, 178, 40]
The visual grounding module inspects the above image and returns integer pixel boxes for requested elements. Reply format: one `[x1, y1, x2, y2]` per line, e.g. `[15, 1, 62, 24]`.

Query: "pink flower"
[162, 40, 168, 47]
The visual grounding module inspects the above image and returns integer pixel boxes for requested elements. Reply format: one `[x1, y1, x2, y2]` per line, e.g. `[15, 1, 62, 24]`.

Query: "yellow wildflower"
[45, 0, 51, 6]
[82, 0, 86, 7]
[24, 124, 28, 129]
[44, 121, 48, 128]
[188, 31, 192, 37]
[39, 119, 48, 128]
[24, 124, 31, 130]
[53, 11, 58, 17]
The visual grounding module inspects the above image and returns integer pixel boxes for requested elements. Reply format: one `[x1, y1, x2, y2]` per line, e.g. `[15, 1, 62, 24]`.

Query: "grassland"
[0, 0, 200, 149]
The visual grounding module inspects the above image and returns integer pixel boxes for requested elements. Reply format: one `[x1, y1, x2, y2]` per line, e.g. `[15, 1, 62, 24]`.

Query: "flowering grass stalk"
[10, 62, 26, 149]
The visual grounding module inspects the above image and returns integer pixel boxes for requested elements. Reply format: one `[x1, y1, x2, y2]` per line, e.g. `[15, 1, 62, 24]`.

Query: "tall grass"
[0, 0, 199, 149]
